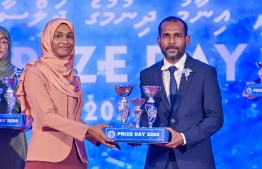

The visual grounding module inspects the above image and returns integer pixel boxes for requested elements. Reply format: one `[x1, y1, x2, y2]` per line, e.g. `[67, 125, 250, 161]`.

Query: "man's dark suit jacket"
[139, 54, 224, 169]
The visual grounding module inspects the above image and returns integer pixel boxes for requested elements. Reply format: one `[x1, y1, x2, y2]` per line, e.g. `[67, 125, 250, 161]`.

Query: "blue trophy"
[142, 86, 160, 127]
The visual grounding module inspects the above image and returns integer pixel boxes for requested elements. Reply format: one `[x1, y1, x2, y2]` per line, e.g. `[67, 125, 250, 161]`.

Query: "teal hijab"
[0, 26, 15, 79]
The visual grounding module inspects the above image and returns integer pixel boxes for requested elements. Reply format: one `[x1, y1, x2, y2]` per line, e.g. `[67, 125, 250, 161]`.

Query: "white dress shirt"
[161, 53, 187, 145]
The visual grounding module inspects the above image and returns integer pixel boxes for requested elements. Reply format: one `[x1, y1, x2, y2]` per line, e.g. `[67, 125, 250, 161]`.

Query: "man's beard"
[162, 45, 184, 61]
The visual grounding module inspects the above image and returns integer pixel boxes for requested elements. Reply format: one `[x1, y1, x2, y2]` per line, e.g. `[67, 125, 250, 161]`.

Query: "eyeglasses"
[0, 40, 9, 47]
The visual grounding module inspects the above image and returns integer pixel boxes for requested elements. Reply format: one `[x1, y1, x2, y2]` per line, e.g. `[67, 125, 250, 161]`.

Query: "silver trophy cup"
[2, 77, 17, 114]
[142, 86, 160, 127]
[115, 85, 133, 127]
[130, 98, 145, 128]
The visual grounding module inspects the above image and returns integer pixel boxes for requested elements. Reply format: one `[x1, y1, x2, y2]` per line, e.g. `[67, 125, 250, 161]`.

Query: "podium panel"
[104, 127, 171, 143]
[0, 114, 26, 128]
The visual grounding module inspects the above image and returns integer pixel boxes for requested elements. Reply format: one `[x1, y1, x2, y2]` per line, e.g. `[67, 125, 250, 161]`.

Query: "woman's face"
[0, 32, 9, 59]
[51, 24, 74, 58]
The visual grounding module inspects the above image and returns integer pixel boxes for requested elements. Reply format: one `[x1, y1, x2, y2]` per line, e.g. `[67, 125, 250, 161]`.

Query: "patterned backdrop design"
[1, 0, 262, 168]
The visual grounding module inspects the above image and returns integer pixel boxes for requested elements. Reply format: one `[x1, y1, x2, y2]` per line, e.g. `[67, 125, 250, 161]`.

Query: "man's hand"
[156, 127, 184, 149]
[87, 124, 121, 150]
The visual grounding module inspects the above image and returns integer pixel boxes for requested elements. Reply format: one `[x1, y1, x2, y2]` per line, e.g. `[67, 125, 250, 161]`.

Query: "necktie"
[168, 66, 177, 111]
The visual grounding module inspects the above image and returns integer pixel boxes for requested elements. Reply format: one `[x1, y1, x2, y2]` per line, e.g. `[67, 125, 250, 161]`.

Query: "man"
[139, 16, 224, 169]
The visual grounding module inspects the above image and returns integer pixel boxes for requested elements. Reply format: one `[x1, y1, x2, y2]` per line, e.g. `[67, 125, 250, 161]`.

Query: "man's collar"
[161, 53, 187, 71]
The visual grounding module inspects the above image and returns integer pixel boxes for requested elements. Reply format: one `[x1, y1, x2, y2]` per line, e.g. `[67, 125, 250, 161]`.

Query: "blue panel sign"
[103, 127, 171, 143]
[0, 114, 26, 128]
[245, 84, 262, 97]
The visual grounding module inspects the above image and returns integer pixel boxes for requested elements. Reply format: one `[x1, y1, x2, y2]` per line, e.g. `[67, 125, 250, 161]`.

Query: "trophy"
[115, 85, 133, 127]
[2, 77, 17, 114]
[130, 98, 145, 128]
[0, 77, 26, 128]
[103, 85, 171, 144]
[142, 86, 160, 127]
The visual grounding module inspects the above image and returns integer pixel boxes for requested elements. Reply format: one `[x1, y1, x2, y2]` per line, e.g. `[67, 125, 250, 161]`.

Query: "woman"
[16, 18, 119, 169]
[0, 26, 27, 169]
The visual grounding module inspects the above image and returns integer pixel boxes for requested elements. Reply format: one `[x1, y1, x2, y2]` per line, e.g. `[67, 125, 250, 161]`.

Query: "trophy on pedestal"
[130, 98, 145, 128]
[0, 77, 26, 128]
[115, 85, 133, 127]
[142, 86, 160, 128]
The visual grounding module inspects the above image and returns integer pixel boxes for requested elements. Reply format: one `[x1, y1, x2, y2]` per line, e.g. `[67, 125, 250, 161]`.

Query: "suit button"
[171, 119, 175, 123]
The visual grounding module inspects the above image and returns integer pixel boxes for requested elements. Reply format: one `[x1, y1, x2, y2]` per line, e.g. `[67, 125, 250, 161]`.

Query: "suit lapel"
[153, 60, 170, 112]
[173, 55, 196, 113]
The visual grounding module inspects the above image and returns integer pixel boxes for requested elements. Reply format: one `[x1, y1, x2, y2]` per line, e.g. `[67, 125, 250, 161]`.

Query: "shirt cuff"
[180, 133, 186, 145]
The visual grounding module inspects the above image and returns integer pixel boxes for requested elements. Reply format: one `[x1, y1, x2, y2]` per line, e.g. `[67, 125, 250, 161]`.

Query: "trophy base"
[103, 127, 171, 143]
[0, 114, 26, 128]
[245, 83, 262, 96]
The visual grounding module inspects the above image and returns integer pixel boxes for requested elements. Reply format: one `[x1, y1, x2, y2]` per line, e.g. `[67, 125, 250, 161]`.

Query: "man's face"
[157, 21, 190, 64]
[51, 24, 74, 58]
[0, 32, 8, 60]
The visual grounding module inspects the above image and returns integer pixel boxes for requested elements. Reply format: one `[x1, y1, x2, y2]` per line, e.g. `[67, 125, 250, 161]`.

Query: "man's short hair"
[158, 16, 188, 37]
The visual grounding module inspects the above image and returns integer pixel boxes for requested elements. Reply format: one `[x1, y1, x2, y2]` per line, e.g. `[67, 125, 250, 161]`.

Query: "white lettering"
[13, 47, 38, 69]
[146, 45, 161, 67]
[106, 46, 127, 82]
[12, 45, 248, 82]
[134, 132, 145, 136]
[253, 89, 262, 92]
[75, 46, 97, 83]
[192, 44, 208, 64]
[117, 132, 133, 136]
[0, 119, 6, 122]
[215, 44, 247, 81]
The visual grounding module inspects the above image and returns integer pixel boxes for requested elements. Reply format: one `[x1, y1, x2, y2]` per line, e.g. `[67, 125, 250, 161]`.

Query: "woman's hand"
[87, 124, 121, 150]
[18, 117, 33, 132]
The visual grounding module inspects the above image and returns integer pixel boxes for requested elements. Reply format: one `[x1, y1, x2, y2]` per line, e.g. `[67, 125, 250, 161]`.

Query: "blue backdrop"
[1, 0, 262, 168]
